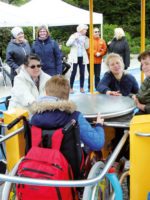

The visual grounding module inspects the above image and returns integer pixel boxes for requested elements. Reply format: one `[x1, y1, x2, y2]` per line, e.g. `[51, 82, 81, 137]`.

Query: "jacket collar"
[30, 97, 77, 115]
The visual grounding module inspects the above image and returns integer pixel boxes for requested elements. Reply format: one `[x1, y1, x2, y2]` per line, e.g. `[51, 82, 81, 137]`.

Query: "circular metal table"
[69, 94, 136, 127]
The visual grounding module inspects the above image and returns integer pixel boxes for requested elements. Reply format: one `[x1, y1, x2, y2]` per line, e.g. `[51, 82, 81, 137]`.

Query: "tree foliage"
[63, 0, 150, 39]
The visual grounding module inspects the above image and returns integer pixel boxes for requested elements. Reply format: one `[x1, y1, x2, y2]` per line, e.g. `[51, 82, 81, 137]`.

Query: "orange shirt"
[87, 37, 107, 64]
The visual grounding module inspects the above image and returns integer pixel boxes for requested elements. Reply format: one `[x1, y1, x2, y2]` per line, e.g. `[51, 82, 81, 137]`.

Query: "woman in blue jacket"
[32, 25, 62, 76]
[97, 53, 139, 96]
[6, 27, 31, 85]
[30, 75, 105, 151]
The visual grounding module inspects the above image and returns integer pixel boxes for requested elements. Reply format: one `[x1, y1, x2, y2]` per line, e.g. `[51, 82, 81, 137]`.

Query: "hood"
[30, 98, 77, 115]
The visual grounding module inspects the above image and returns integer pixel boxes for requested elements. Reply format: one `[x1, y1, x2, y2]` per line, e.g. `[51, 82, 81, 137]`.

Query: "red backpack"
[16, 121, 79, 200]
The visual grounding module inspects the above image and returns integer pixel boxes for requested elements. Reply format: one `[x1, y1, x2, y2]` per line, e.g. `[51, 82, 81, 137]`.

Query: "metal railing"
[0, 124, 129, 187]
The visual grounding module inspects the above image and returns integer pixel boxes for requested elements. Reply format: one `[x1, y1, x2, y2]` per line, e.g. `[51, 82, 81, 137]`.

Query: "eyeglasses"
[39, 31, 47, 33]
[94, 31, 99, 33]
[29, 64, 42, 69]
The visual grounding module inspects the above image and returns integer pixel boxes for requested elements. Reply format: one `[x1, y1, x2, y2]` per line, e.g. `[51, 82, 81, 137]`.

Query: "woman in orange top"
[87, 27, 107, 91]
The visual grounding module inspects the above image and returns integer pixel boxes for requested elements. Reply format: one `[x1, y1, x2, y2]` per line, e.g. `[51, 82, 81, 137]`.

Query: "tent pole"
[89, 0, 94, 94]
[33, 26, 35, 40]
[101, 15, 103, 39]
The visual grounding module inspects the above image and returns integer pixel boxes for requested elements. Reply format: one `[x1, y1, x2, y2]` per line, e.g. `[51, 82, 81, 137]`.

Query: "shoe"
[80, 88, 85, 93]
[0, 160, 7, 185]
[70, 88, 74, 94]
[0, 160, 7, 174]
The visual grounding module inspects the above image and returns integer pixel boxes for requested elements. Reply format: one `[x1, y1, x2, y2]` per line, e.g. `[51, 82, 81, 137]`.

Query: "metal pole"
[89, 0, 94, 94]
[141, 0, 145, 83]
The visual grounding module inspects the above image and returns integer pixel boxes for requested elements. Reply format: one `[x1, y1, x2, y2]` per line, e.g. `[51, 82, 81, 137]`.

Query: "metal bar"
[141, 0, 145, 83]
[84, 107, 135, 119]
[104, 121, 130, 128]
[135, 132, 150, 137]
[0, 130, 129, 187]
[89, 0, 94, 94]
[0, 127, 24, 144]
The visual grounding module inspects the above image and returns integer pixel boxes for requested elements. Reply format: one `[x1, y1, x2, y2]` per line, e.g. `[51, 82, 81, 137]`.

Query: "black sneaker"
[0, 160, 7, 174]
[0, 160, 7, 185]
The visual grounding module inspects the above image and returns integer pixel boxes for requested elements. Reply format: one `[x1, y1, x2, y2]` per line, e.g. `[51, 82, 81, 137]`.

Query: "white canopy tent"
[19, 0, 103, 38]
[0, 0, 103, 38]
[0, 1, 33, 27]
[20, 0, 103, 26]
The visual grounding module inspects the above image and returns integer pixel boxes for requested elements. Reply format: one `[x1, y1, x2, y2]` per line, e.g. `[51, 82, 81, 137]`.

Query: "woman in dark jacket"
[6, 27, 31, 85]
[32, 25, 62, 76]
[108, 28, 130, 69]
[97, 53, 139, 96]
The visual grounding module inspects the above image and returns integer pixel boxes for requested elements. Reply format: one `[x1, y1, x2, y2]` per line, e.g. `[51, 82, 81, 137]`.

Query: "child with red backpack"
[16, 74, 105, 200]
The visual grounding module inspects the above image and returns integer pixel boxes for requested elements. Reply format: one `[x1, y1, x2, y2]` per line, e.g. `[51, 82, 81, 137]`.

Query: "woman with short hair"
[8, 53, 50, 113]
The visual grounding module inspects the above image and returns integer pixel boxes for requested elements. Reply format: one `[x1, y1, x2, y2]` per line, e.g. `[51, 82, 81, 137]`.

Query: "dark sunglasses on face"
[29, 64, 42, 69]
[94, 31, 99, 33]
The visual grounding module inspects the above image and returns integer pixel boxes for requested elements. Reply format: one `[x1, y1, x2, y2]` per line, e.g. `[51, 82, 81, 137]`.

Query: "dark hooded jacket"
[6, 39, 31, 80]
[108, 37, 130, 69]
[30, 96, 105, 151]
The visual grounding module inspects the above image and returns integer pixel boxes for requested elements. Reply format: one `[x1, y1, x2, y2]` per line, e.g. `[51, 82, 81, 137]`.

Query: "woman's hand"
[106, 90, 122, 96]
[96, 112, 104, 125]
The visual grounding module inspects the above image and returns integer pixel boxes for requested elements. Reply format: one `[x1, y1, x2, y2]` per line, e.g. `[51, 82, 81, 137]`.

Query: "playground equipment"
[0, 110, 129, 199]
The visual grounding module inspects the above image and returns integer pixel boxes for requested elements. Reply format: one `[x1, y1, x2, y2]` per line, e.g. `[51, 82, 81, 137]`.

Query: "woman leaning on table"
[97, 53, 139, 96]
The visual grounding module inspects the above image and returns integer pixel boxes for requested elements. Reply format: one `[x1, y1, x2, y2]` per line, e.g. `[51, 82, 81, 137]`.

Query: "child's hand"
[96, 112, 104, 125]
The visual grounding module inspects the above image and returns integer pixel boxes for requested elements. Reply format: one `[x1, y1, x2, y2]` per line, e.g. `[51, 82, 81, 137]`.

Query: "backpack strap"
[51, 128, 63, 150]
[51, 39, 55, 51]
[31, 126, 42, 147]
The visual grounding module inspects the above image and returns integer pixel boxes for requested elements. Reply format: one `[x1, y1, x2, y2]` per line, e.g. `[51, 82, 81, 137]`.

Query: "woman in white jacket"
[8, 53, 50, 113]
[66, 24, 89, 93]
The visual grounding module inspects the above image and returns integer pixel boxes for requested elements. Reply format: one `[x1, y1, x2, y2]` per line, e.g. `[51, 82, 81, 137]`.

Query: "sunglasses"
[29, 64, 42, 69]
[94, 31, 99, 33]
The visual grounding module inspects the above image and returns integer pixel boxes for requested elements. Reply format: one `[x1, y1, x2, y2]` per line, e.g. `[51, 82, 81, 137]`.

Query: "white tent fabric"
[20, 0, 103, 26]
[0, 1, 33, 27]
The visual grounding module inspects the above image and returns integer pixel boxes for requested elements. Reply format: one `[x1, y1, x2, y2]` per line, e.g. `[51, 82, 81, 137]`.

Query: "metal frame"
[0, 58, 11, 87]
[0, 124, 129, 188]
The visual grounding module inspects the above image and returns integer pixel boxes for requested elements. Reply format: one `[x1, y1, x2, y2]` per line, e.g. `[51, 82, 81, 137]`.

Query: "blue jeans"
[70, 57, 85, 88]
[87, 64, 101, 90]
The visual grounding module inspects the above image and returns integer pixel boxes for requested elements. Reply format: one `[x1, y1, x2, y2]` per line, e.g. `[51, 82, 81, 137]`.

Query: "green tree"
[63, 0, 150, 39]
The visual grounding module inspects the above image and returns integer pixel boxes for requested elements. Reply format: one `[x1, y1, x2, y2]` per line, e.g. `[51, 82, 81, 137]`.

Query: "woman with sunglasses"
[8, 53, 50, 114]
